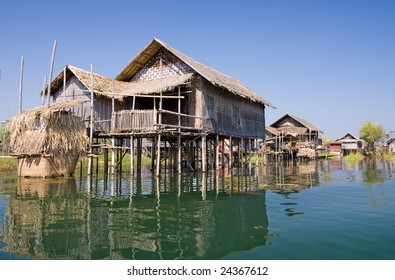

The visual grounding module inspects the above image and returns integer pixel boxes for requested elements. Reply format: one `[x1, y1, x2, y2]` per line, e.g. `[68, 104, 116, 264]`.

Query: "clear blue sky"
[1, 0, 394, 140]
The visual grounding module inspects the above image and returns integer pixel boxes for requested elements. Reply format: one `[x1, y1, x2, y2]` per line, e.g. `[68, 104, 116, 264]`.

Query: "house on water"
[43, 38, 275, 175]
[387, 138, 395, 153]
[264, 114, 323, 160]
[331, 133, 364, 155]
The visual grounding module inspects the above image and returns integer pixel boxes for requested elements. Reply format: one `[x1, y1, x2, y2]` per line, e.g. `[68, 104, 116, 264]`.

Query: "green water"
[0, 159, 394, 260]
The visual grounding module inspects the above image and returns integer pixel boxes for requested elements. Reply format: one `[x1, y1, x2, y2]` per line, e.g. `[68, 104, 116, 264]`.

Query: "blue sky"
[1, 0, 394, 140]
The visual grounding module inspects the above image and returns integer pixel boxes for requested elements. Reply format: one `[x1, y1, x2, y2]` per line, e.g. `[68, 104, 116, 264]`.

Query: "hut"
[387, 138, 395, 153]
[45, 38, 274, 174]
[335, 133, 364, 155]
[8, 100, 88, 177]
[265, 114, 323, 160]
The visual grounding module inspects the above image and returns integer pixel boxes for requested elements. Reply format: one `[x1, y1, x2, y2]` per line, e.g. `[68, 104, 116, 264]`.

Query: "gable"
[131, 49, 193, 82]
[274, 116, 303, 128]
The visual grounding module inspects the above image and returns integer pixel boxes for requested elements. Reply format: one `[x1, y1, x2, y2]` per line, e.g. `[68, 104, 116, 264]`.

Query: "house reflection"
[2, 173, 269, 260]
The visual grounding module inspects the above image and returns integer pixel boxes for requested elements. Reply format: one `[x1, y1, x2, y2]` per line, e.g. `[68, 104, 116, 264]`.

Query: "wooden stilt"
[248, 139, 252, 169]
[238, 138, 241, 168]
[111, 137, 115, 175]
[164, 140, 167, 172]
[215, 134, 219, 170]
[229, 136, 233, 168]
[202, 134, 207, 173]
[177, 136, 182, 173]
[137, 138, 142, 173]
[130, 135, 134, 175]
[255, 139, 259, 167]
[151, 138, 155, 172]
[156, 134, 161, 176]
[95, 152, 99, 176]
[87, 64, 94, 176]
[104, 145, 108, 176]
[221, 138, 225, 169]
[119, 142, 123, 175]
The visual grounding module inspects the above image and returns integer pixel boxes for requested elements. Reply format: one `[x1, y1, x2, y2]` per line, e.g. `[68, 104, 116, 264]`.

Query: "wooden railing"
[112, 110, 156, 132]
[110, 109, 203, 133]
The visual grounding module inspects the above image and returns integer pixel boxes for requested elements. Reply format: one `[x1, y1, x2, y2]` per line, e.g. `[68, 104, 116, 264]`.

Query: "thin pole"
[177, 86, 182, 174]
[156, 59, 163, 177]
[63, 66, 67, 101]
[47, 40, 57, 107]
[87, 64, 94, 176]
[41, 75, 47, 106]
[202, 134, 207, 173]
[229, 136, 233, 168]
[215, 134, 219, 170]
[137, 138, 142, 173]
[18, 56, 24, 114]
[130, 135, 134, 175]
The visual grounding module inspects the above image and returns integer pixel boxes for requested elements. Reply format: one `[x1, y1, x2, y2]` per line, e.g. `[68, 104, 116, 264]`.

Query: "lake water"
[0, 159, 394, 260]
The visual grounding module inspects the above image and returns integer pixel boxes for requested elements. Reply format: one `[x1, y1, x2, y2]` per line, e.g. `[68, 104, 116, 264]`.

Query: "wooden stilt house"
[265, 114, 323, 160]
[45, 38, 275, 174]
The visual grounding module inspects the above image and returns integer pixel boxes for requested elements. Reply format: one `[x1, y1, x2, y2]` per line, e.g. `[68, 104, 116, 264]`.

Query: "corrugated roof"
[115, 38, 275, 108]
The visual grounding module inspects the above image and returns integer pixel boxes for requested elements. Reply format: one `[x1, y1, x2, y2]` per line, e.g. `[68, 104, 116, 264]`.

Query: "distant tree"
[359, 121, 387, 154]
[0, 123, 11, 154]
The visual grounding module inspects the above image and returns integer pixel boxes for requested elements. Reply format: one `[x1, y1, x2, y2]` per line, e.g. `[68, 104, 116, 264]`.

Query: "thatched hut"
[265, 114, 323, 159]
[42, 38, 274, 173]
[8, 100, 88, 177]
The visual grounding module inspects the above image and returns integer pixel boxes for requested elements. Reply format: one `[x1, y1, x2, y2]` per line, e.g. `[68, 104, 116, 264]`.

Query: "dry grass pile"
[8, 100, 88, 159]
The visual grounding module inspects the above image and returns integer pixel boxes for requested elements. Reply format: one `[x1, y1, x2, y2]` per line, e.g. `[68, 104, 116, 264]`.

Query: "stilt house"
[265, 114, 322, 159]
[44, 38, 274, 173]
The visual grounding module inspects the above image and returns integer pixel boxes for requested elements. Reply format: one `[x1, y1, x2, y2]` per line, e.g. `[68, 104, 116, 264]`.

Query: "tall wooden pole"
[130, 135, 134, 175]
[229, 136, 233, 168]
[111, 82, 115, 175]
[47, 40, 57, 107]
[41, 75, 46, 106]
[202, 134, 207, 173]
[63, 66, 67, 101]
[215, 134, 219, 170]
[18, 56, 24, 114]
[155, 57, 163, 177]
[87, 64, 94, 176]
[177, 86, 182, 174]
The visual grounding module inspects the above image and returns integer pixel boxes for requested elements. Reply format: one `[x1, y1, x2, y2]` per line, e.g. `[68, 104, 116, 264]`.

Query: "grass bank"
[343, 152, 364, 164]
[0, 157, 18, 172]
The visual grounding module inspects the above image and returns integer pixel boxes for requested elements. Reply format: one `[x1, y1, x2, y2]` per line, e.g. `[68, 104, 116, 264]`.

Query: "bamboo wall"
[196, 78, 265, 138]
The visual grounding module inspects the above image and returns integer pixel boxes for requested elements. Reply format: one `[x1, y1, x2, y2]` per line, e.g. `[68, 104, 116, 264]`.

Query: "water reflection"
[1, 159, 394, 260]
[1, 172, 270, 260]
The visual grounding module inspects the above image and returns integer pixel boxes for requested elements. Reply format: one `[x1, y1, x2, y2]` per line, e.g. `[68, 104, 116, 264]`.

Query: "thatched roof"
[121, 73, 193, 95]
[8, 100, 88, 157]
[270, 114, 323, 133]
[44, 65, 193, 99]
[115, 38, 275, 108]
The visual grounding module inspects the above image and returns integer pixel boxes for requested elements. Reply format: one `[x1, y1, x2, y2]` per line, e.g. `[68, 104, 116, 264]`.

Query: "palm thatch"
[8, 100, 88, 159]
[44, 65, 193, 100]
[121, 73, 192, 95]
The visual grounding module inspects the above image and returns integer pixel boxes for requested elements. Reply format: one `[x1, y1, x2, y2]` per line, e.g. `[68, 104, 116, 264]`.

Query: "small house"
[265, 114, 323, 159]
[336, 133, 364, 155]
[387, 138, 395, 153]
